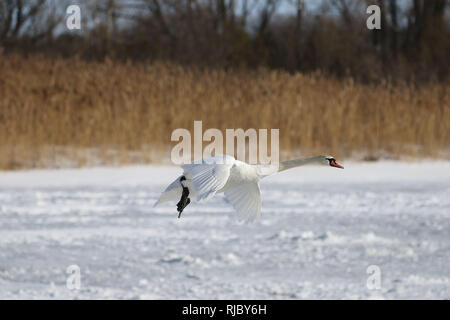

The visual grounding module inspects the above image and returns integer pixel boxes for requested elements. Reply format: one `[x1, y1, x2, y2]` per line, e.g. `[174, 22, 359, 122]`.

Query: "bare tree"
[388, 0, 398, 57]
[295, 0, 304, 69]
[0, 0, 67, 48]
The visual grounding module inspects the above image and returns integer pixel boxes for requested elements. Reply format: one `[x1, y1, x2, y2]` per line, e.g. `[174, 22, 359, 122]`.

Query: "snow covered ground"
[0, 161, 449, 299]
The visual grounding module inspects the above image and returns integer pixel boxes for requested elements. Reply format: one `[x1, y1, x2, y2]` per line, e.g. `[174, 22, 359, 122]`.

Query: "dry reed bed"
[0, 55, 448, 170]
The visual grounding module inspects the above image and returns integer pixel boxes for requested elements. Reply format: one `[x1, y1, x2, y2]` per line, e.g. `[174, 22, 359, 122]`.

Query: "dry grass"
[0, 54, 449, 170]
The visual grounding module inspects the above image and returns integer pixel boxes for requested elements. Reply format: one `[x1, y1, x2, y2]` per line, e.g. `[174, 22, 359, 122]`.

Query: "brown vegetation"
[0, 55, 448, 170]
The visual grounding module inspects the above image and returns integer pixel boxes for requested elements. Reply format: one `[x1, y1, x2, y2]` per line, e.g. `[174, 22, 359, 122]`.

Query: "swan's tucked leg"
[177, 176, 191, 218]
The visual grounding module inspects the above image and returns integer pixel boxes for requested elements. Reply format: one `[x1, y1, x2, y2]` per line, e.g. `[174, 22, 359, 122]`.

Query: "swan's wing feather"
[224, 182, 261, 221]
[182, 161, 233, 201]
[154, 175, 183, 207]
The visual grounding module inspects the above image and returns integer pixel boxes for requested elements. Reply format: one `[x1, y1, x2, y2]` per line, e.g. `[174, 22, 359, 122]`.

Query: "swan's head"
[323, 155, 344, 169]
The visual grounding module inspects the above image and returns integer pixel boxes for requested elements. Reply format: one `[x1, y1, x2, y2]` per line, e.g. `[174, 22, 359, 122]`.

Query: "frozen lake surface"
[0, 161, 449, 299]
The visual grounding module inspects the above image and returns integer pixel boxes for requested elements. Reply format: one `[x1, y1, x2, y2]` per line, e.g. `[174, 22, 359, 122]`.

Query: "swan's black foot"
[177, 176, 190, 218]
[177, 198, 190, 218]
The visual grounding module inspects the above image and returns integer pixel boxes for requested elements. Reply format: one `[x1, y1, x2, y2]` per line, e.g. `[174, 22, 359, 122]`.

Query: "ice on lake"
[0, 161, 449, 299]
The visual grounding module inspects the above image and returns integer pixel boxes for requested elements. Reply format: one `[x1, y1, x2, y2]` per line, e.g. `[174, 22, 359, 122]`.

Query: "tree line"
[0, 0, 448, 82]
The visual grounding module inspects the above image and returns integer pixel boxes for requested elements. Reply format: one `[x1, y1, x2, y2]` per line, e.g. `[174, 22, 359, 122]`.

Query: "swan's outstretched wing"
[224, 182, 261, 221]
[182, 155, 234, 201]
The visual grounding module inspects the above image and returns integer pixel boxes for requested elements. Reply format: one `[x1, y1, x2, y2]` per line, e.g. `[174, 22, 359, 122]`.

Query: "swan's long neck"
[278, 156, 324, 172]
[255, 155, 325, 179]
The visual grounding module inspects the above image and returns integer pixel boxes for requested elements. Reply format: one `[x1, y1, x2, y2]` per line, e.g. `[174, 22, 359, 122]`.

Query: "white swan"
[155, 154, 344, 220]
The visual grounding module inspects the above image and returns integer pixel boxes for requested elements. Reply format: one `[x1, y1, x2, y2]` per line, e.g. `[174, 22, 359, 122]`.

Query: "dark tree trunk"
[295, 0, 303, 71]
[388, 0, 398, 58]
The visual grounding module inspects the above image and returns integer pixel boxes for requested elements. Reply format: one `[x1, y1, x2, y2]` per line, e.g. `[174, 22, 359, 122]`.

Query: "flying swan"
[155, 155, 344, 221]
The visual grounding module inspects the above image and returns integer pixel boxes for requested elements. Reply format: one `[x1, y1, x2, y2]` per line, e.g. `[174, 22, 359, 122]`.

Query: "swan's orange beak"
[330, 159, 344, 169]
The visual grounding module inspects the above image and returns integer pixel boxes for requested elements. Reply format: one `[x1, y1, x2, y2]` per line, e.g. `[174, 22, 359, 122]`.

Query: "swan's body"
[155, 154, 343, 221]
